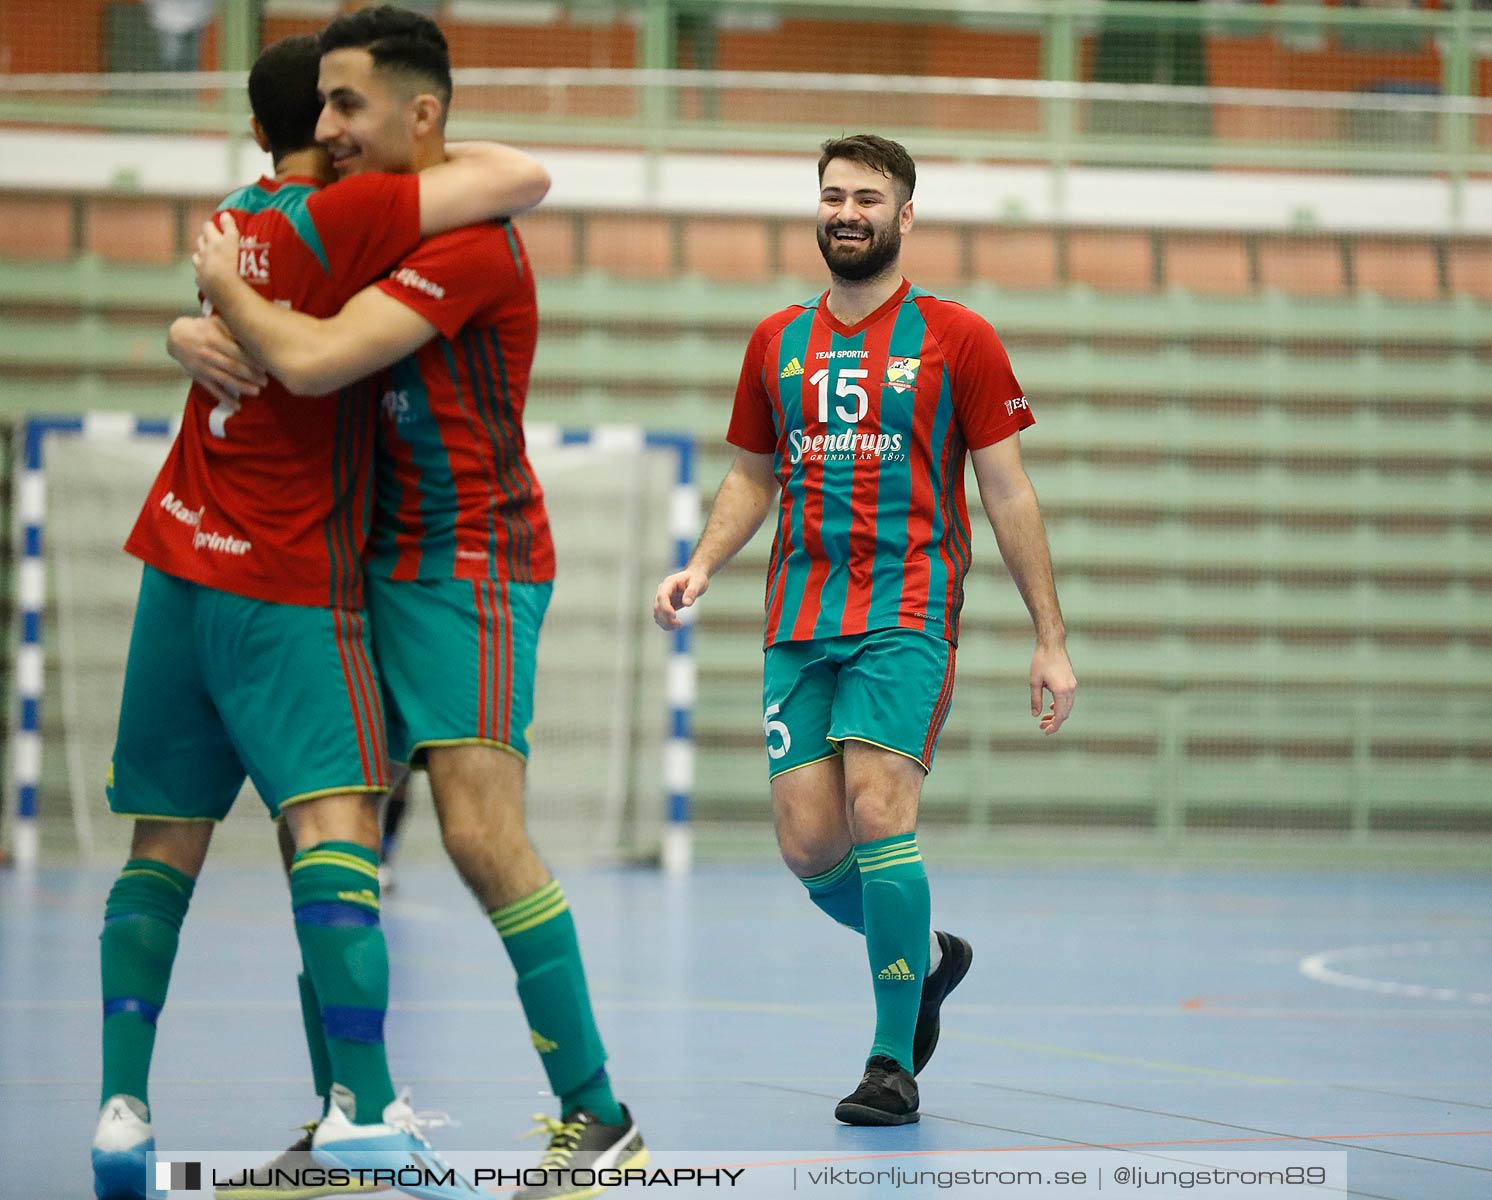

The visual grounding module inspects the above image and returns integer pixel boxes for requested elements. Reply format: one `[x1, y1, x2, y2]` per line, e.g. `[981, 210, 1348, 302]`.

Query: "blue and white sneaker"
[311, 1086, 478, 1199]
[92, 1094, 157, 1200]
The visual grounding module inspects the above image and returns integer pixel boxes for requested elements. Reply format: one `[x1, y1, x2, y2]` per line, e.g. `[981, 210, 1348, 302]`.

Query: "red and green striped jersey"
[727, 279, 1032, 647]
[365, 220, 555, 584]
[125, 172, 421, 609]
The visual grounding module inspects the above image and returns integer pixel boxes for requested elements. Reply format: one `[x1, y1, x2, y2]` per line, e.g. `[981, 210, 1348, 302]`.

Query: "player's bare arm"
[417, 140, 550, 234]
[166, 314, 268, 406]
[195, 216, 436, 396]
[653, 449, 777, 631]
[969, 434, 1077, 735]
[168, 140, 546, 391]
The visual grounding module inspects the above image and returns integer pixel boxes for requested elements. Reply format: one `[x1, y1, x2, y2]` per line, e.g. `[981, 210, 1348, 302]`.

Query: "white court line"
[1299, 939, 1492, 1005]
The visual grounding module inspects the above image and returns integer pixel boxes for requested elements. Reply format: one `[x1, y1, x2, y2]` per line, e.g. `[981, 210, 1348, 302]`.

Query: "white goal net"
[15, 419, 688, 868]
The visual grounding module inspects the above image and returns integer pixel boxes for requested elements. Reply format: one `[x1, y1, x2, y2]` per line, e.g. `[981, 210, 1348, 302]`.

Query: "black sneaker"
[834, 1055, 920, 1126]
[912, 931, 973, 1075]
[514, 1106, 647, 1199]
[214, 1122, 379, 1199]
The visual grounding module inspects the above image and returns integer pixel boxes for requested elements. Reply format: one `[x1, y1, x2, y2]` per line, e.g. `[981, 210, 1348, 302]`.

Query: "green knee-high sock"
[290, 842, 395, 1124]
[802, 856, 945, 974]
[801, 852, 864, 933]
[491, 880, 623, 1125]
[100, 858, 196, 1111]
[297, 969, 333, 1116]
[855, 834, 931, 1073]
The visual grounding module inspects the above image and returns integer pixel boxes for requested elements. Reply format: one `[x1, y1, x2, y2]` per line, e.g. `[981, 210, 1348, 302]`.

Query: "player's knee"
[847, 790, 915, 844]
[779, 841, 828, 879]
[775, 819, 846, 879]
[284, 793, 380, 853]
[439, 819, 485, 872]
[440, 815, 527, 873]
[128, 819, 211, 877]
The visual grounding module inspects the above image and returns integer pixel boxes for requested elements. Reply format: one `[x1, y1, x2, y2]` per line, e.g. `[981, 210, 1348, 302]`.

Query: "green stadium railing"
[3, 64, 1492, 186]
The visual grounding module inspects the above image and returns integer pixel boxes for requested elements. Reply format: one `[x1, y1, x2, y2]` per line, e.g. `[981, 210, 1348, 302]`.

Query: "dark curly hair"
[818, 134, 917, 206]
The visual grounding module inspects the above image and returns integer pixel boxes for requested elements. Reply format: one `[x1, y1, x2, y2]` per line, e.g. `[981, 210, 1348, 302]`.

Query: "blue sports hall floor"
[3, 856, 1490, 1199]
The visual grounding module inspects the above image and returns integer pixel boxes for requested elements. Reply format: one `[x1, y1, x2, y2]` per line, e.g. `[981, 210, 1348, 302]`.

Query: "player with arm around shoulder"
[89, 27, 548, 1200]
[190, 10, 645, 1200]
[653, 134, 1076, 1127]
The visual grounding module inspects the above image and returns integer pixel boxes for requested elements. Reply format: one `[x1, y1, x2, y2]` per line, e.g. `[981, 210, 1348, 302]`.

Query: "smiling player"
[654, 134, 1076, 1125]
[189, 10, 644, 1198]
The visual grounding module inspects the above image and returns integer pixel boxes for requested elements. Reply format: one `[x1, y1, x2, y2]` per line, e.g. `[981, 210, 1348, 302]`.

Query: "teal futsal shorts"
[366, 575, 552, 765]
[760, 626, 957, 780]
[107, 565, 389, 822]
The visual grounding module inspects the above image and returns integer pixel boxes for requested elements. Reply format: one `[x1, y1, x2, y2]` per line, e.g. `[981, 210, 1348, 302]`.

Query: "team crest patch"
[884, 356, 920, 392]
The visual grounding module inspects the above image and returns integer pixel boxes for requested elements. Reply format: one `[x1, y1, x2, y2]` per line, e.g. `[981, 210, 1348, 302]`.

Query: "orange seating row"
[3, 189, 1488, 302]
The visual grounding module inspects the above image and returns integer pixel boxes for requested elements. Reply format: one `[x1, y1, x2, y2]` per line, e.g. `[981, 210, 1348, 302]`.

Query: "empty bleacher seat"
[84, 196, 178, 266]
[778, 220, 827, 282]
[1446, 241, 1492, 301]
[0, 193, 74, 261]
[1258, 236, 1348, 298]
[583, 214, 674, 278]
[182, 199, 220, 246]
[1068, 229, 1155, 292]
[896, 225, 966, 288]
[1164, 233, 1253, 296]
[515, 211, 579, 277]
[1353, 238, 1441, 301]
[681, 216, 772, 283]
[974, 227, 1061, 290]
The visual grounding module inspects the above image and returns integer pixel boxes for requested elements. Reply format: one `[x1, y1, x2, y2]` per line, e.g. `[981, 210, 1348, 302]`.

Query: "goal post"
[7, 415, 697, 871]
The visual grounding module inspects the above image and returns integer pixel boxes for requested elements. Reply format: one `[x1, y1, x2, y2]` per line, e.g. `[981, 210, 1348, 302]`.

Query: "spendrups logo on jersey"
[788, 428, 905, 465]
